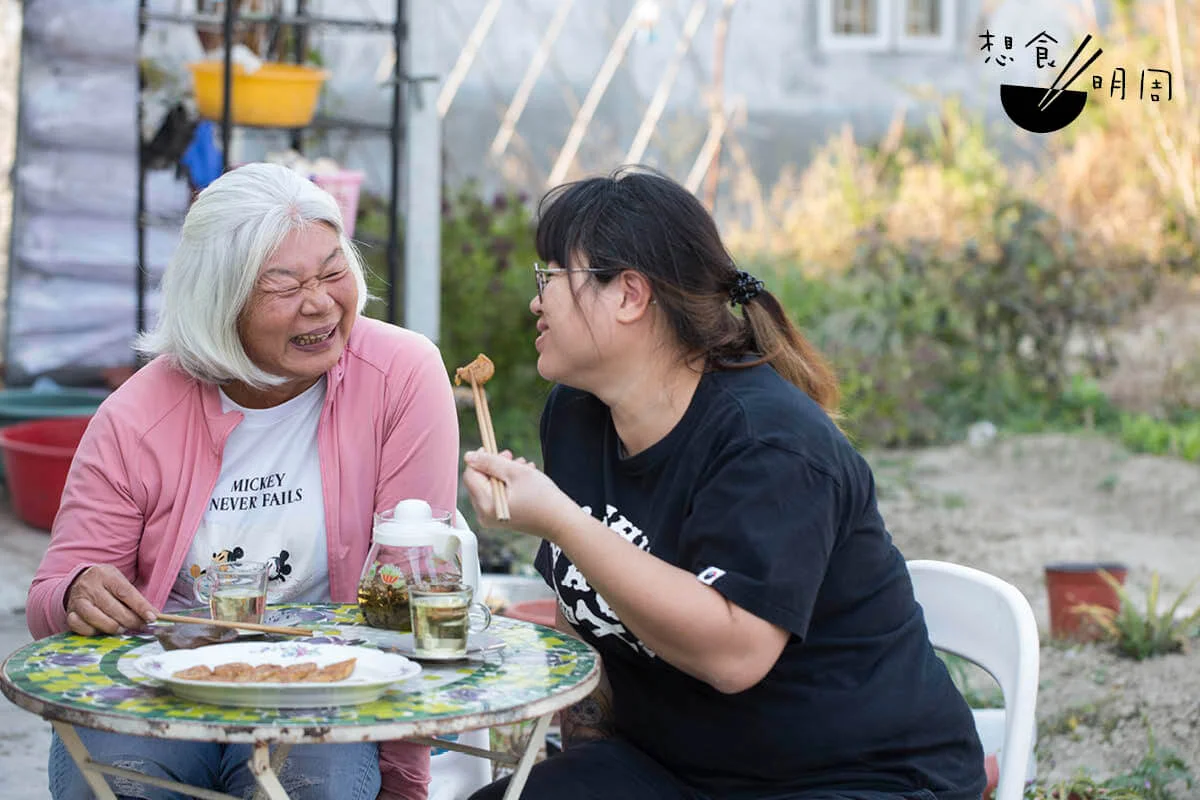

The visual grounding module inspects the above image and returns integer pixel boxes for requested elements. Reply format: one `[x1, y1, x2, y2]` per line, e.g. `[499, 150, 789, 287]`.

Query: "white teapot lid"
[373, 499, 450, 547]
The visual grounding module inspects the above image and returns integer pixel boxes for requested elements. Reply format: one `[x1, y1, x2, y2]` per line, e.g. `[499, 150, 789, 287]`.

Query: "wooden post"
[702, 0, 737, 212]
[547, 2, 643, 186]
[625, 0, 708, 164]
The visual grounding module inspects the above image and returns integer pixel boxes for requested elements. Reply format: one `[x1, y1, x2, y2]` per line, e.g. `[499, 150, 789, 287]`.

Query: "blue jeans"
[49, 728, 380, 800]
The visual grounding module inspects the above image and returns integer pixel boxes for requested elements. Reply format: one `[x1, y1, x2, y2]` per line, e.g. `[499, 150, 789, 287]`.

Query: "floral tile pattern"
[2, 604, 597, 731]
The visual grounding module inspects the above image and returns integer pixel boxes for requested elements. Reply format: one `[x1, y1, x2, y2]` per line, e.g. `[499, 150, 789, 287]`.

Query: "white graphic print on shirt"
[167, 378, 329, 611]
[552, 504, 656, 658]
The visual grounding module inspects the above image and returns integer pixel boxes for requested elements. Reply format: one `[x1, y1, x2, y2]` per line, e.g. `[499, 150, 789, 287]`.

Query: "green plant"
[1024, 774, 1141, 800]
[1074, 571, 1200, 660]
[718, 4, 1200, 449]
[1119, 413, 1200, 462]
[1104, 743, 1193, 800]
[358, 185, 547, 460]
[356, 186, 547, 571]
[938, 652, 1003, 710]
[1025, 722, 1192, 800]
[1024, 739, 1193, 800]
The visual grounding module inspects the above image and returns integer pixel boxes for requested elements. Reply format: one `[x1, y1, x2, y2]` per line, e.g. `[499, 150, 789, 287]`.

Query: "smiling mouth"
[291, 329, 334, 346]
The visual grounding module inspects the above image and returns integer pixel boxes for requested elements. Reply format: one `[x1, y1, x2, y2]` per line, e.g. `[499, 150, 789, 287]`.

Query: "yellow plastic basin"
[188, 62, 328, 128]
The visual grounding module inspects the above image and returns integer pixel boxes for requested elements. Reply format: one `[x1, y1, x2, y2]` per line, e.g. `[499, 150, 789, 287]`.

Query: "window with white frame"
[833, 0, 880, 35]
[819, 0, 956, 52]
[904, 0, 941, 35]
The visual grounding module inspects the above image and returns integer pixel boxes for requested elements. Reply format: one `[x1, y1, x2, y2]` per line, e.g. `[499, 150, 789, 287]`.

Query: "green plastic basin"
[0, 389, 108, 481]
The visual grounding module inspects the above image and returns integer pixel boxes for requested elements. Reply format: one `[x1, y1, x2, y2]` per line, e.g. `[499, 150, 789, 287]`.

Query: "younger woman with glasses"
[461, 167, 985, 800]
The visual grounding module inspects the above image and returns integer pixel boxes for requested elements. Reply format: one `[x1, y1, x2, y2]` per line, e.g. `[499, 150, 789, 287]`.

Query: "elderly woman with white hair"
[27, 163, 458, 800]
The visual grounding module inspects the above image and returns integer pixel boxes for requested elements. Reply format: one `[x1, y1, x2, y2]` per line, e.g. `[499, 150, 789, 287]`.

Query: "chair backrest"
[907, 560, 1039, 800]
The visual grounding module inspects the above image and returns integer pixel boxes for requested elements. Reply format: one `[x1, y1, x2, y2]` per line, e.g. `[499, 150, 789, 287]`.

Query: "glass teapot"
[356, 499, 480, 632]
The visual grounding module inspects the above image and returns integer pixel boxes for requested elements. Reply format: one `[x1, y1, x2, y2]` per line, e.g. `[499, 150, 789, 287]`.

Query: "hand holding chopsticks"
[455, 354, 511, 521]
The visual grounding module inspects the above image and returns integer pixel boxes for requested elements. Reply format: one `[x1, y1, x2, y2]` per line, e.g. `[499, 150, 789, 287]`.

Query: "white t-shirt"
[167, 377, 330, 611]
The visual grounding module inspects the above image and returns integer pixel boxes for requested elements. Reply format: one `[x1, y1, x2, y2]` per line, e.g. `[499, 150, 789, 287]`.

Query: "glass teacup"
[408, 581, 492, 659]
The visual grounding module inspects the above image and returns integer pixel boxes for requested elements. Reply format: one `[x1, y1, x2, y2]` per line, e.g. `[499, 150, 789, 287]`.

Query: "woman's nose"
[301, 285, 336, 314]
[529, 293, 541, 315]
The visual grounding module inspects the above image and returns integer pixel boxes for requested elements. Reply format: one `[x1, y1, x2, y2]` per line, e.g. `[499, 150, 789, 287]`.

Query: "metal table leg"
[250, 743, 293, 800]
[51, 722, 119, 800]
[501, 713, 553, 800]
[250, 741, 292, 800]
[52, 721, 246, 800]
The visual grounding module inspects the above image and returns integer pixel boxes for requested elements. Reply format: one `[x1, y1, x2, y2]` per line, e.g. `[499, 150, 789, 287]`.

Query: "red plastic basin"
[0, 416, 92, 531]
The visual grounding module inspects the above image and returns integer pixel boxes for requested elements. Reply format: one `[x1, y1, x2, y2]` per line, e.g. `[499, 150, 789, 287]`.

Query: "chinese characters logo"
[980, 31, 1172, 133]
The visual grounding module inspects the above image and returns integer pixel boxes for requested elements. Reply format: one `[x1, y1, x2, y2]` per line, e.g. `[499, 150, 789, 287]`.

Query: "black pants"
[466, 739, 943, 800]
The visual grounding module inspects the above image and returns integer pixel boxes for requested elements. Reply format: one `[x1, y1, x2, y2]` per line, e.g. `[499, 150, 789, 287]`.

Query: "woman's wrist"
[538, 497, 590, 546]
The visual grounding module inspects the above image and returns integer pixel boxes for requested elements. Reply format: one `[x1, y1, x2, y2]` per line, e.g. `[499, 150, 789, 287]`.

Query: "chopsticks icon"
[1038, 34, 1103, 111]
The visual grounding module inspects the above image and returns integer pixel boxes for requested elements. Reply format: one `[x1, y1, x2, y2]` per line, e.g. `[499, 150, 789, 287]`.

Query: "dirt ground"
[874, 432, 1200, 793]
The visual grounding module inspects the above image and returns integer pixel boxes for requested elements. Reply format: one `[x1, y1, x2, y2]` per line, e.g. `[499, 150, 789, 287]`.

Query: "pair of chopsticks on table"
[1038, 34, 1103, 112]
[455, 354, 511, 521]
[155, 613, 317, 637]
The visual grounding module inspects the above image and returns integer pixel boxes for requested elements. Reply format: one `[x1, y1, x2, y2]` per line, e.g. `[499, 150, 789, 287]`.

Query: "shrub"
[357, 185, 547, 459]
[757, 194, 1156, 447]
[723, 2, 1200, 447]
[1074, 571, 1200, 660]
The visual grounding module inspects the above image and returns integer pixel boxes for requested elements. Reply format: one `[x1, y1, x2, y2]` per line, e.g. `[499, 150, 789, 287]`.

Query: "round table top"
[0, 604, 600, 744]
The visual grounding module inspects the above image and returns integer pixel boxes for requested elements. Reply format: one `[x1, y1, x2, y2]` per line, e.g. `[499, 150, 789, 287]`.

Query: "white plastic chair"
[427, 510, 494, 800]
[907, 560, 1039, 800]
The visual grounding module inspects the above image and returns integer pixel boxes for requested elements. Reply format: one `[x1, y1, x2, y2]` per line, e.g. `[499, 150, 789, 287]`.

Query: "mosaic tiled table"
[0, 604, 600, 800]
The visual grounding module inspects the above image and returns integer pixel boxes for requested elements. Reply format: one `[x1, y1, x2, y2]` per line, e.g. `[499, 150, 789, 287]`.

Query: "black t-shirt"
[534, 364, 985, 800]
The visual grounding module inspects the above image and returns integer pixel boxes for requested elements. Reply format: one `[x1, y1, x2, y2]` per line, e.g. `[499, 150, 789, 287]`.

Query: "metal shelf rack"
[134, 0, 409, 333]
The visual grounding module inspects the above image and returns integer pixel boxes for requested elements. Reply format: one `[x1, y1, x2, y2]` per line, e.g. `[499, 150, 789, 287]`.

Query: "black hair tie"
[729, 270, 764, 306]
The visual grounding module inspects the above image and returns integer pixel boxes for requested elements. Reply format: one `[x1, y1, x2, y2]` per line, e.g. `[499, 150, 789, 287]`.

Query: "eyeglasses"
[533, 262, 615, 302]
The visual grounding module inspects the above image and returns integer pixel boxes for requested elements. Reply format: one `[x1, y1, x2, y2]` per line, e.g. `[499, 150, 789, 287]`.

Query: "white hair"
[136, 162, 370, 387]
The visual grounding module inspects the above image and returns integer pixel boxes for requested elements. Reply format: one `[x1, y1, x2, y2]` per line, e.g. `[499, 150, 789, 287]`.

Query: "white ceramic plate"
[133, 641, 421, 708]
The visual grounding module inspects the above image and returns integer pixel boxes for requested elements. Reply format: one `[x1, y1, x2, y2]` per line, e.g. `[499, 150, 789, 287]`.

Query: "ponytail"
[531, 166, 841, 419]
[740, 292, 841, 417]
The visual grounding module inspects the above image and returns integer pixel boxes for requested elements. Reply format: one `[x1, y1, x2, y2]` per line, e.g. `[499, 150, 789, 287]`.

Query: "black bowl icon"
[1000, 83, 1088, 133]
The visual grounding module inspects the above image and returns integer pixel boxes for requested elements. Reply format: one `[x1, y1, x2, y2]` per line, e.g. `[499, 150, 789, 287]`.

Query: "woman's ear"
[615, 270, 655, 322]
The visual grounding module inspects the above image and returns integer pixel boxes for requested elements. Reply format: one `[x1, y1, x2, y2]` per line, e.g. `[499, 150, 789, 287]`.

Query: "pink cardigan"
[27, 316, 460, 800]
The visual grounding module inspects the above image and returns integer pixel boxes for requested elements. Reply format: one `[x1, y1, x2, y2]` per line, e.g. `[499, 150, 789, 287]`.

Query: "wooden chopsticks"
[155, 612, 317, 637]
[455, 354, 511, 520]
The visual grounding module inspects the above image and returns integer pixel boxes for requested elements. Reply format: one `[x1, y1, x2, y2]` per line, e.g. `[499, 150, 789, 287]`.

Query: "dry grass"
[724, 1, 1199, 284]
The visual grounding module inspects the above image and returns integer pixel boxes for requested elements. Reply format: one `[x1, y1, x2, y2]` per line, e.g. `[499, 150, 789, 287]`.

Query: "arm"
[463, 446, 837, 695]
[27, 409, 156, 639]
[375, 338, 460, 800]
[376, 336, 460, 515]
[554, 606, 616, 747]
[545, 506, 787, 694]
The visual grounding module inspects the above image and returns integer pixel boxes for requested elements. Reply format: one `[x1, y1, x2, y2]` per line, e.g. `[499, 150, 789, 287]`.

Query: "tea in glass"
[409, 582, 491, 659]
[195, 560, 269, 624]
[211, 588, 266, 623]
